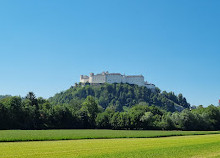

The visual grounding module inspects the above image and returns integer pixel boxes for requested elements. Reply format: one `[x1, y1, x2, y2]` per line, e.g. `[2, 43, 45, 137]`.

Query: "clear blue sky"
[0, 0, 220, 106]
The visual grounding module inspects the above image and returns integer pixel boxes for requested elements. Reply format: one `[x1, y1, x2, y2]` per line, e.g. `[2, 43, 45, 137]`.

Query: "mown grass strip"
[0, 129, 220, 142]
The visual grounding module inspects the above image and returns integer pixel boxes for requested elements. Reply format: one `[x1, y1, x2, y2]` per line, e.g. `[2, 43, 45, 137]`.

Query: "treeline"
[49, 83, 190, 112]
[0, 93, 220, 130]
[0, 95, 11, 100]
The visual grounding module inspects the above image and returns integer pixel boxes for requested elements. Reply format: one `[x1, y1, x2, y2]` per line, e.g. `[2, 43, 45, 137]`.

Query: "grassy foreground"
[1, 130, 220, 142]
[0, 134, 220, 158]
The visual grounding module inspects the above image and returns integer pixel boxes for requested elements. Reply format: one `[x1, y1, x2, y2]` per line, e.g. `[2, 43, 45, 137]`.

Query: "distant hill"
[49, 83, 190, 112]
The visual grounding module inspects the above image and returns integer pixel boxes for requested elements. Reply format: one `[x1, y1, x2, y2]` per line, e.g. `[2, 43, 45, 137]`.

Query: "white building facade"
[80, 71, 156, 90]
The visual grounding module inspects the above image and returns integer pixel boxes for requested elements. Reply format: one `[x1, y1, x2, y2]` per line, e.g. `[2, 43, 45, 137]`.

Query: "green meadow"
[0, 134, 220, 158]
[1, 130, 220, 142]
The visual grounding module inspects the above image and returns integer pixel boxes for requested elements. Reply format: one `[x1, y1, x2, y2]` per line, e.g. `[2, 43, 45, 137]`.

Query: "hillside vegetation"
[1, 84, 220, 130]
[49, 83, 190, 112]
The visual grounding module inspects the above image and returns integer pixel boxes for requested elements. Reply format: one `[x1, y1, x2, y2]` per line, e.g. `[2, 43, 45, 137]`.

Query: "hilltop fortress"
[80, 71, 156, 90]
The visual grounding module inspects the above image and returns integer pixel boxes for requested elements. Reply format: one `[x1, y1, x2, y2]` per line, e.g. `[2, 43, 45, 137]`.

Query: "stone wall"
[125, 76, 144, 86]
[89, 74, 106, 83]
[80, 75, 89, 83]
[106, 74, 123, 83]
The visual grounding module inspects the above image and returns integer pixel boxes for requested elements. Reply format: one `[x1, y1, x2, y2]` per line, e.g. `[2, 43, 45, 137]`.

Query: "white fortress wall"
[89, 73, 106, 83]
[80, 75, 89, 83]
[121, 75, 127, 83]
[81, 78, 89, 83]
[79, 72, 156, 90]
[106, 74, 123, 84]
[125, 76, 145, 86]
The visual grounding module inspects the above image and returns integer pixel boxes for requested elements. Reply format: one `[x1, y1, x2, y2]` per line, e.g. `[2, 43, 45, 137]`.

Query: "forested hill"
[49, 83, 190, 112]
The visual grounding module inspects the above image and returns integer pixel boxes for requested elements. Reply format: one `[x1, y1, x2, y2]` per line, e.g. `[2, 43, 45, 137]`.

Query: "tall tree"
[82, 96, 98, 127]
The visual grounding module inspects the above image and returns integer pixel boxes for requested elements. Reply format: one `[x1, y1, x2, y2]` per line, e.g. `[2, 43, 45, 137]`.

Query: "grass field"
[1, 130, 220, 142]
[0, 134, 220, 158]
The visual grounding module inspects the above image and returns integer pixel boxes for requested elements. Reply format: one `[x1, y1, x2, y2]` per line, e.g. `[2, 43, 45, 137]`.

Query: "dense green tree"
[82, 96, 98, 127]
[205, 105, 220, 130]
[160, 113, 175, 130]
[96, 112, 111, 129]
[49, 83, 190, 112]
[0, 102, 8, 129]
[140, 112, 154, 129]
[1, 84, 220, 131]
